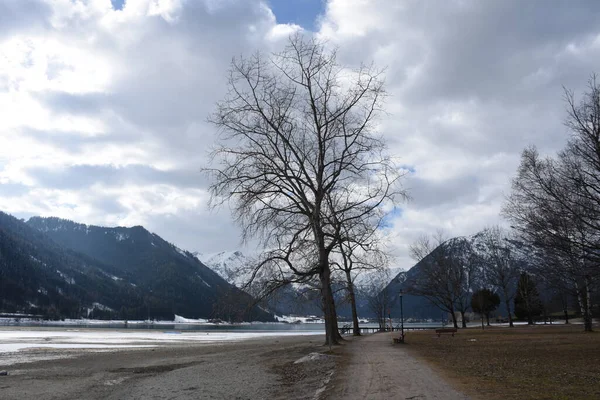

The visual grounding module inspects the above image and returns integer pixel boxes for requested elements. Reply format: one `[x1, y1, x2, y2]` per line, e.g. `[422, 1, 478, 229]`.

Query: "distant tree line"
[404, 77, 600, 332]
[504, 76, 600, 332]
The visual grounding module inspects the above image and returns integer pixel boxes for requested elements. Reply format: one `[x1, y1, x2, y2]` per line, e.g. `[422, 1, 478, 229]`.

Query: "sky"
[1, 0, 600, 270]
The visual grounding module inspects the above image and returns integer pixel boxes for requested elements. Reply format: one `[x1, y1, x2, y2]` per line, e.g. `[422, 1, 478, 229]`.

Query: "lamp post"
[399, 290, 404, 340]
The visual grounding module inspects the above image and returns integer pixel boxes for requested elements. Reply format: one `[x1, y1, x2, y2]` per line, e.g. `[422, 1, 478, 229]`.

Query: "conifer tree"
[514, 272, 543, 324]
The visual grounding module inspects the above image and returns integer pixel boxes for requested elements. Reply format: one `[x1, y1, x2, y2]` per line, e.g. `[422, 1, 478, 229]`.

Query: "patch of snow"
[92, 303, 113, 312]
[195, 275, 211, 288]
[275, 315, 324, 324]
[196, 250, 253, 288]
[56, 270, 75, 285]
[174, 246, 190, 258]
[115, 232, 129, 242]
[294, 352, 331, 364]
[173, 314, 209, 324]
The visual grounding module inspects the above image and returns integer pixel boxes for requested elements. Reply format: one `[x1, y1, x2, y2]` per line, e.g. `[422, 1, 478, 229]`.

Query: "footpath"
[325, 332, 470, 400]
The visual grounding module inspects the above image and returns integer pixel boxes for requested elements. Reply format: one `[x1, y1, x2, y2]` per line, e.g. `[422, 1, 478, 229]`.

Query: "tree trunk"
[505, 299, 514, 327]
[345, 270, 361, 336]
[332, 290, 344, 342]
[485, 313, 491, 326]
[584, 278, 593, 332]
[450, 308, 458, 329]
[527, 308, 534, 325]
[563, 305, 569, 324]
[460, 310, 467, 328]
[320, 265, 340, 346]
[481, 313, 484, 330]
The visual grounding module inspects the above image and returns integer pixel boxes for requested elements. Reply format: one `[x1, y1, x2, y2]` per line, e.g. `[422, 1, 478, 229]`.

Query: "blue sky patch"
[111, 0, 125, 11]
[267, 0, 324, 30]
[381, 206, 403, 229]
[110, 1, 323, 30]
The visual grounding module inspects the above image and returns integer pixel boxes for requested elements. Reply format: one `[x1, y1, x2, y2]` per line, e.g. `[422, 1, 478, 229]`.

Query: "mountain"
[26, 216, 274, 322]
[382, 232, 532, 320]
[0, 211, 144, 319]
[195, 250, 251, 288]
[196, 250, 327, 316]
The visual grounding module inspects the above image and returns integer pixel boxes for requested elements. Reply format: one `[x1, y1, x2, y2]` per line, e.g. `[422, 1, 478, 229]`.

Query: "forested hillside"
[0, 212, 143, 319]
[26, 216, 274, 322]
[0, 213, 273, 321]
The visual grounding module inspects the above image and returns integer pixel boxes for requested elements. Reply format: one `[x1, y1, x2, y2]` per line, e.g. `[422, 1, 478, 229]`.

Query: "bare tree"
[477, 226, 521, 328]
[409, 230, 447, 261]
[406, 232, 473, 329]
[363, 269, 392, 331]
[504, 77, 600, 332]
[331, 208, 391, 336]
[207, 35, 404, 345]
[452, 245, 482, 328]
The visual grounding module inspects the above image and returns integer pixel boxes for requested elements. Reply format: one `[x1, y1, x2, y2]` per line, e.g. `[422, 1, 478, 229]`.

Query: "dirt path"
[325, 332, 470, 400]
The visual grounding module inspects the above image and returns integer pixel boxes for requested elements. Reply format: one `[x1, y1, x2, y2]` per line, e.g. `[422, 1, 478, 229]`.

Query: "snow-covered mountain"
[194, 250, 253, 288]
[382, 231, 533, 319]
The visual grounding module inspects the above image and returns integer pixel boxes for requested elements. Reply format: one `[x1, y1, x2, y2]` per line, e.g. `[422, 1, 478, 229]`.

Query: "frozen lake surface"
[0, 328, 323, 353]
[0, 327, 324, 366]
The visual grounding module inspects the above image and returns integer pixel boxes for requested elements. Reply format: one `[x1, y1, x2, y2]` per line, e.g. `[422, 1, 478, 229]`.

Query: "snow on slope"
[194, 251, 253, 288]
[196, 249, 405, 293]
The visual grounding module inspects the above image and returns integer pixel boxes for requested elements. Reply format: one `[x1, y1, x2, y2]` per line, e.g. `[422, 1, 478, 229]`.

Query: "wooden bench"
[435, 328, 457, 337]
[393, 334, 405, 343]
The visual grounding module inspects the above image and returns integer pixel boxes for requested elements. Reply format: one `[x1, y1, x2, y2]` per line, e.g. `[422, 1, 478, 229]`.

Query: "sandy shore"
[0, 334, 335, 400]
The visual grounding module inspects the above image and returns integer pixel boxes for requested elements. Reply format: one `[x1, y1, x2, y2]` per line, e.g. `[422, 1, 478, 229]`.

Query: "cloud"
[317, 0, 600, 268]
[1, 0, 600, 269]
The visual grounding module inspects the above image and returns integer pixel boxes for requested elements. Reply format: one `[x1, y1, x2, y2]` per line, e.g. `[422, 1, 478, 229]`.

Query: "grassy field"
[404, 324, 600, 400]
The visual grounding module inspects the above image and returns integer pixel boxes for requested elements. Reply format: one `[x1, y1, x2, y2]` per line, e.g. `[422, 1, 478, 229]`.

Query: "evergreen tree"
[471, 288, 500, 327]
[514, 272, 543, 324]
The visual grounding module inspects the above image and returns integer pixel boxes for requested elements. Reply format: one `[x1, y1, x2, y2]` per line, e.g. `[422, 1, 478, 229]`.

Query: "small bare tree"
[207, 35, 404, 346]
[406, 232, 473, 329]
[331, 207, 392, 336]
[477, 226, 520, 327]
[363, 269, 392, 331]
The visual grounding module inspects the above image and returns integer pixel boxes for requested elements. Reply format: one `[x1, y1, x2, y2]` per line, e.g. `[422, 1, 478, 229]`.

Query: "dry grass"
[404, 324, 600, 400]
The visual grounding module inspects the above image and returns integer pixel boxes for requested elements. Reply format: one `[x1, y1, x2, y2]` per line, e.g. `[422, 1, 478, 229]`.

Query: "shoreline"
[0, 334, 336, 400]
[0, 326, 324, 366]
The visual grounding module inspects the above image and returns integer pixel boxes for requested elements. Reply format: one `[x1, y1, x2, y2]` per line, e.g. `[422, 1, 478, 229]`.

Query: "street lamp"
[399, 290, 404, 341]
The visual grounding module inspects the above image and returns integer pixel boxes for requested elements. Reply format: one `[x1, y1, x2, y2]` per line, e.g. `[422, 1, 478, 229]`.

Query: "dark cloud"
[26, 164, 207, 190]
[21, 128, 138, 155]
[0, 182, 30, 197]
[406, 175, 481, 209]
[145, 209, 245, 254]
[0, 0, 51, 39]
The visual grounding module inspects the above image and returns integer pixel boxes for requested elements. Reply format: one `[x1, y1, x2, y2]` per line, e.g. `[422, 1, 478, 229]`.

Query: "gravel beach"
[0, 333, 335, 400]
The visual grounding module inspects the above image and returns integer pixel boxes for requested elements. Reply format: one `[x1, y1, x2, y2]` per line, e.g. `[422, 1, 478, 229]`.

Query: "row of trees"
[405, 226, 576, 329]
[503, 77, 600, 332]
[471, 274, 545, 328]
[405, 78, 600, 332]
[405, 227, 525, 329]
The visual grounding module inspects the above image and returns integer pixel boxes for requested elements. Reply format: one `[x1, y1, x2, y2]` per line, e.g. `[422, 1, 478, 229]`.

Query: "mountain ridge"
[21, 215, 274, 321]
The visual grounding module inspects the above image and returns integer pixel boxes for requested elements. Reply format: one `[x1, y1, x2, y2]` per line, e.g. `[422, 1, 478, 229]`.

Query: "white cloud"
[1, 0, 600, 270]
